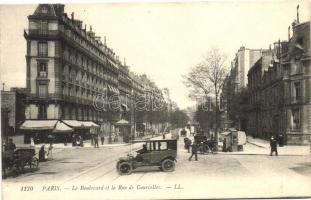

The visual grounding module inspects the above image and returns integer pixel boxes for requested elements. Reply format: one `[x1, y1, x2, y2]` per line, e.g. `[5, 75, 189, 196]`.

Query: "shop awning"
[20, 120, 58, 131]
[53, 121, 73, 133]
[115, 119, 131, 126]
[62, 120, 99, 128]
[220, 131, 231, 136]
[62, 120, 85, 128]
[81, 121, 99, 128]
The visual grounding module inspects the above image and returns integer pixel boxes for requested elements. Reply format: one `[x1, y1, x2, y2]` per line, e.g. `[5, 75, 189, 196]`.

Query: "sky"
[0, 0, 310, 109]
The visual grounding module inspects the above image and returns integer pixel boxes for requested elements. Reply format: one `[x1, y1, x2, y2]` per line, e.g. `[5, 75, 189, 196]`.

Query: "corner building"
[24, 4, 119, 125]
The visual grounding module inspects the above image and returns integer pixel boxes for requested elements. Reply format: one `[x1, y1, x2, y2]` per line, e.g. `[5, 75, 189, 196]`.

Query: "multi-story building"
[20, 4, 168, 142]
[247, 19, 311, 145]
[232, 47, 263, 92]
[247, 49, 274, 138]
[23, 4, 120, 134]
[222, 47, 263, 129]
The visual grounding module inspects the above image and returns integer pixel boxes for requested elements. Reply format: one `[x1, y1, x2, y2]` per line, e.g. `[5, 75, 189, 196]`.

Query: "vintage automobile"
[116, 139, 177, 175]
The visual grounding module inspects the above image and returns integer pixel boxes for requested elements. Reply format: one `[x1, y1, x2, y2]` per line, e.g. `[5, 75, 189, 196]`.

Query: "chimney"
[297, 5, 300, 23]
[90, 25, 92, 32]
[278, 39, 281, 58]
[71, 12, 74, 21]
[124, 58, 126, 66]
[288, 26, 290, 40]
[104, 36, 107, 46]
[84, 24, 87, 32]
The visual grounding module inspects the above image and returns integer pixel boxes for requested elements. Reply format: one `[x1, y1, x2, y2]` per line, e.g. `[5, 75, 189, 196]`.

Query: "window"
[38, 21, 48, 35]
[38, 62, 47, 77]
[297, 37, 303, 46]
[292, 109, 301, 129]
[38, 42, 48, 57]
[294, 82, 301, 101]
[38, 104, 47, 119]
[38, 84, 48, 98]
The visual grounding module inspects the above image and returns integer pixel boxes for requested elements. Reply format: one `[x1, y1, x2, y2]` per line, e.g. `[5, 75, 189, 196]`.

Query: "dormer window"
[41, 6, 48, 14]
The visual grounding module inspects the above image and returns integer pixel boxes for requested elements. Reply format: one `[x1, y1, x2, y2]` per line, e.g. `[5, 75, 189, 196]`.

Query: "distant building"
[221, 47, 263, 129]
[232, 47, 263, 92]
[1, 88, 27, 137]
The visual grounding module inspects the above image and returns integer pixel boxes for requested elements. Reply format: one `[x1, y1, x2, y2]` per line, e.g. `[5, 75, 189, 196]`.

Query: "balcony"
[24, 29, 59, 39]
[285, 96, 304, 104]
[38, 71, 48, 78]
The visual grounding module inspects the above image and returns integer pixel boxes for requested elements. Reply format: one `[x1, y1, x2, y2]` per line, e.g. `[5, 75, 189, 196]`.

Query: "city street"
[3, 133, 311, 199]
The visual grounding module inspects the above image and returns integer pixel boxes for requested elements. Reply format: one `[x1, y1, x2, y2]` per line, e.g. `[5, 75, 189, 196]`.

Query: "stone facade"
[247, 21, 311, 145]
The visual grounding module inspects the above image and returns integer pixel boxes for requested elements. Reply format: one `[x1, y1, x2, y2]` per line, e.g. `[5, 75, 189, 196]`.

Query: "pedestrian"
[39, 145, 47, 162]
[270, 136, 278, 156]
[189, 142, 198, 161]
[163, 133, 166, 139]
[181, 129, 186, 137]
[94, 134, 99, 148]
[101, 134, 105, 145]
[186, 139, 192, 153]
[30, 137, 35, 148]
[47, 143, 53, 160]
[222, 138, 227, 152]
[4, 138, 16, 151]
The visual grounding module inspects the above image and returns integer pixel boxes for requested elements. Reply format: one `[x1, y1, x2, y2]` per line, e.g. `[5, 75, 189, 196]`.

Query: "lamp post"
[130, 88, 135, 140]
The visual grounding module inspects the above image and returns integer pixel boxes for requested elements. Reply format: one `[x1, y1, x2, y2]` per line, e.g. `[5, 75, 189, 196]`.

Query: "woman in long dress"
[47, 143, 53, 160]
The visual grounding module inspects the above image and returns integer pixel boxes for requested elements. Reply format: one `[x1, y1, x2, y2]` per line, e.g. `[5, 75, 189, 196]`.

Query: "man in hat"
[270, 136, 278, 156]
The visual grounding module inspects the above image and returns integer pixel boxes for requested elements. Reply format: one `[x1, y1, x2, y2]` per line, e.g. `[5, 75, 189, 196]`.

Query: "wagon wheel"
[161, 159, 175, 172]
[29, 157, 39, 170]
[118, 162, 132, 175]
[13, 159, 25, 174]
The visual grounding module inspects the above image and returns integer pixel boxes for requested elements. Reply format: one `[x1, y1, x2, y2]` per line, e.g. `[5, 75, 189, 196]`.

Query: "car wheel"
[161, 159, 175, 172]
[118, 162, 132, 175]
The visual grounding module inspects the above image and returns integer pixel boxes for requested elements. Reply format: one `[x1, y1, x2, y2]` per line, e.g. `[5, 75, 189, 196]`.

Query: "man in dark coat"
[188, 142, 198, 161]
[186, 139, 192, 153]
[4, 138, 16, 151]
[270, 136, 278, 156]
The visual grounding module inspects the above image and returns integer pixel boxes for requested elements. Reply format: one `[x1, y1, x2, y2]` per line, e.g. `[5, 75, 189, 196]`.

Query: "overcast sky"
[0, 0, 310, 109]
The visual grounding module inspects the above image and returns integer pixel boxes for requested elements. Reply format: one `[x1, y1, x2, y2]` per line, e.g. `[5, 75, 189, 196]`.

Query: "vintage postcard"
[1, 0, 311, 199]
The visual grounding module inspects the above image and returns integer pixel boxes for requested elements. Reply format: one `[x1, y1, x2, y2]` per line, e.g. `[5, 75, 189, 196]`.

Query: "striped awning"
[53, 121, 73, 133]
[20, 120, 58, 131]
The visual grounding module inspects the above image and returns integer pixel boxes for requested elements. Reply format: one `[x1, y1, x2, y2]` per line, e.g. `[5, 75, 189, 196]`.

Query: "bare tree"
[183, 48, 228, 148]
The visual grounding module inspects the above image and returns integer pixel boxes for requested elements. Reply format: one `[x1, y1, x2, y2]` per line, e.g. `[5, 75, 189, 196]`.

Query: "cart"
[2, 148, 39, 174]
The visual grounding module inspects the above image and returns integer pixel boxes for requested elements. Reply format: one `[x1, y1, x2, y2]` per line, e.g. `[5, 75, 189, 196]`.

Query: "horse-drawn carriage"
[194, 135, 217, 154]
[2, 148, 39, 175]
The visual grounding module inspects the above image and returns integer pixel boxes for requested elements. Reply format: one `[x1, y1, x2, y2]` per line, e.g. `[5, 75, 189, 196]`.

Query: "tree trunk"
[215, 85, 219, 151]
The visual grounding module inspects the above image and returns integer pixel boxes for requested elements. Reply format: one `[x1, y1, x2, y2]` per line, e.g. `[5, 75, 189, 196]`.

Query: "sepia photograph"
[0, 0, 311, 199]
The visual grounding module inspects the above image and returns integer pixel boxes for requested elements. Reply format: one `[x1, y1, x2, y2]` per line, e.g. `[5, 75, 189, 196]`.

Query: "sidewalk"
[217, 136, 310, 156]
[246, 136, 310, 156]
[10, 133, 165, 150]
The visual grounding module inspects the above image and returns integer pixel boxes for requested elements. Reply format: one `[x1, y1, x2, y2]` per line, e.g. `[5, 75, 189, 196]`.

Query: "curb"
[247, 141, 267, 149]
[216, 152, 310, 156]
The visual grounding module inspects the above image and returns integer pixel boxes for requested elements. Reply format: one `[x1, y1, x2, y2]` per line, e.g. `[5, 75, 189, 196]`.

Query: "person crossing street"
[189, 142, 198, 161]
